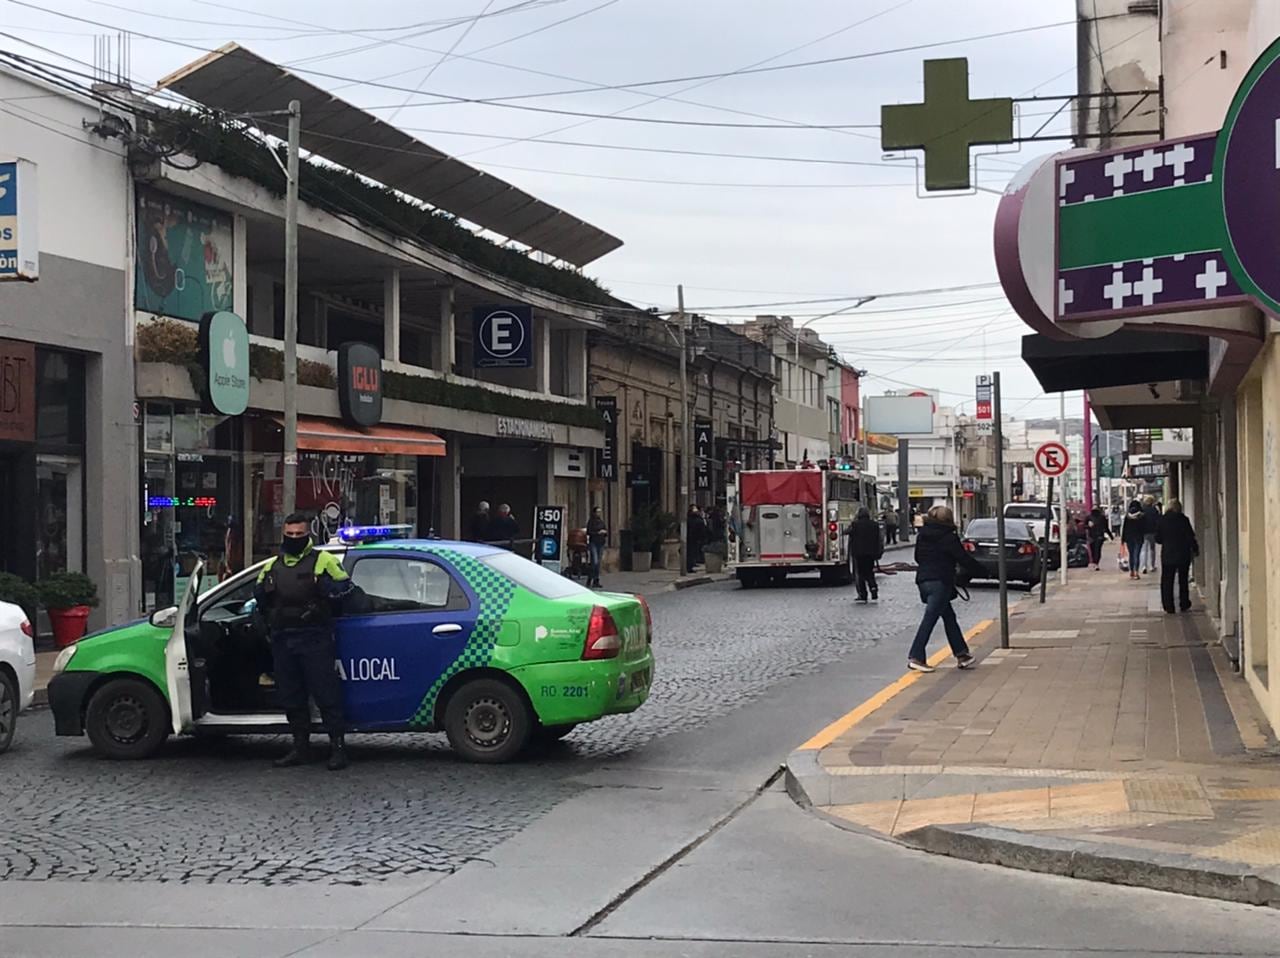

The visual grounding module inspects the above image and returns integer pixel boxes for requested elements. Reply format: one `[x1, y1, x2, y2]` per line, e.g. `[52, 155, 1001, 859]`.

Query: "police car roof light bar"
[336, 524, 415, 544]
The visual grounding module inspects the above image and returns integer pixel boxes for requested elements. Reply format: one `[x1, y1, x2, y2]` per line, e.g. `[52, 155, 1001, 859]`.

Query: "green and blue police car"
[46, 529, 654, 763]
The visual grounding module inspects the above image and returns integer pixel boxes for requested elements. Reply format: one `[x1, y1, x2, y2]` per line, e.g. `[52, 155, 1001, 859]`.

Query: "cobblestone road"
[0, 571, 999, 885]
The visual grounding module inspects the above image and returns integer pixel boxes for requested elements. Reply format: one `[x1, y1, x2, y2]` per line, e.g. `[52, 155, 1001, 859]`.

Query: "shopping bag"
[1118, 542, 1129, 572]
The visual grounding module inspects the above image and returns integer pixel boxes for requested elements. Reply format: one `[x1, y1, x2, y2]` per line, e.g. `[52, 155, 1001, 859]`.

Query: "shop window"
[140, 402, 244, 611]
[36, 454, 83, 579]
[36, 350, 85, 448]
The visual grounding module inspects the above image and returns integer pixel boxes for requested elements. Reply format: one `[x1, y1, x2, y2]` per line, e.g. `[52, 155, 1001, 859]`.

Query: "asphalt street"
[6, 570, 1279, 956]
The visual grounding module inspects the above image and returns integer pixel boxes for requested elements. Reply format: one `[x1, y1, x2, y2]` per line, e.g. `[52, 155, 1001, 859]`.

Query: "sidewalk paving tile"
[793, 575, 1280, 903]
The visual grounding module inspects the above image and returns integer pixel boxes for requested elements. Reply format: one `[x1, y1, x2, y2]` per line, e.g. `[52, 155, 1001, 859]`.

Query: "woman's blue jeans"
[909, 579, 969, 663]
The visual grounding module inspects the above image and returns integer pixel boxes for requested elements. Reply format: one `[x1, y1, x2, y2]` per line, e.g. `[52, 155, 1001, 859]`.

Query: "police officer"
[255, 512, 355, 771]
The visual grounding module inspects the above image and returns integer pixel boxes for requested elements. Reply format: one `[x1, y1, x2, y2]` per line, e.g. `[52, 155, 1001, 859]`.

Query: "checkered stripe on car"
[409, 549, 516, 728]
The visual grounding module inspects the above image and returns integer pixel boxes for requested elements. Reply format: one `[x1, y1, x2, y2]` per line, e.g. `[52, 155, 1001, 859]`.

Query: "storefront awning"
[286, 417, 447, 457]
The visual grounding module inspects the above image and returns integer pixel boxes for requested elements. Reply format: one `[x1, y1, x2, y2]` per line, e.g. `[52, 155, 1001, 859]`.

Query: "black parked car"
[961, 518, 1043, 587]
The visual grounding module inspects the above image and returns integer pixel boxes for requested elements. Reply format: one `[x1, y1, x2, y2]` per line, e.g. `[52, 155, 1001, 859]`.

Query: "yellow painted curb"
[797, 618, 994, 752]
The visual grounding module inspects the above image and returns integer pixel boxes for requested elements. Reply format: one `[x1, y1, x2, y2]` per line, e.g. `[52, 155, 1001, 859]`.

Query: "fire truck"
[727, 463, 878, 588]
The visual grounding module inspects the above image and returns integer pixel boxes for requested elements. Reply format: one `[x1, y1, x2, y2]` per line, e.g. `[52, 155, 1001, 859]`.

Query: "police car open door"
[164, 561, 203, 734]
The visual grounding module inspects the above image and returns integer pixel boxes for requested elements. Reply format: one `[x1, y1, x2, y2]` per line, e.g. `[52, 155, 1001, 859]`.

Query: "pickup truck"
[1003, 502, 1061, 546]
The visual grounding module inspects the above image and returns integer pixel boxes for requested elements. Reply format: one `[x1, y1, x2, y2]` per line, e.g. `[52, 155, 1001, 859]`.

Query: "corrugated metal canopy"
[158, 44, 623, 268]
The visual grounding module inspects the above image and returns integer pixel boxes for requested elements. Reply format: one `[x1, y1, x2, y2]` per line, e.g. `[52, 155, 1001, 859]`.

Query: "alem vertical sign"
[694, 419, 714, 492]
[595, 396, 618, 480]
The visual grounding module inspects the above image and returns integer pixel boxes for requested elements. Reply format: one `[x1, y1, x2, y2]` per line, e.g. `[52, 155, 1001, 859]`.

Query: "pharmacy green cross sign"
[881, 58, 1013, 191]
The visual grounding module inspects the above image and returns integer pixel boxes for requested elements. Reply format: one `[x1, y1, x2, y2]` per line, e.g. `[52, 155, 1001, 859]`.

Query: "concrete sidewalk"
[787, 574, 1280, 906]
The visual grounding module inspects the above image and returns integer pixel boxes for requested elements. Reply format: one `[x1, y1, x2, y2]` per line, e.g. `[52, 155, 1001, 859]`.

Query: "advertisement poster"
[534, 504, 566, 574]
[135, 188, 234, 322]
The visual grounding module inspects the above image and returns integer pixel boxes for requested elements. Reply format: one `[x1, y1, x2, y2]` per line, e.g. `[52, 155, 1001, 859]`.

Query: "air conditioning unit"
[1128, 0, 1159, 14]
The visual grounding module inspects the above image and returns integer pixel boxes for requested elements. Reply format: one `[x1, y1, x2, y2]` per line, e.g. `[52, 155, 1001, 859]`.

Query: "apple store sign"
[199, 310, 249, 416]
[473, 305, 533, 369]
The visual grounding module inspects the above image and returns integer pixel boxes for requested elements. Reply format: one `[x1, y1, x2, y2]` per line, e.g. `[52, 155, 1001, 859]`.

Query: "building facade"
[588, 313, 773, 569]
[0, 52, 626, 623]
[1001, 1, 1280, 730]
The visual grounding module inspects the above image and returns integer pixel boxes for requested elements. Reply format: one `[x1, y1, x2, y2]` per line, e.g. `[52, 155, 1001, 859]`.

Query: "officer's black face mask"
[281, 533, 310, 557]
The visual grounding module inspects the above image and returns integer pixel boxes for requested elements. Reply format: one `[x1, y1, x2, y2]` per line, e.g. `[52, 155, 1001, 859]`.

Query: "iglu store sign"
[338, 342, 382, 428]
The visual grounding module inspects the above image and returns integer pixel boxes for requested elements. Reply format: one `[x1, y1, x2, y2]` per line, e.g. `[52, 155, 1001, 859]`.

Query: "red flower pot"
[48, 605, 91, 648]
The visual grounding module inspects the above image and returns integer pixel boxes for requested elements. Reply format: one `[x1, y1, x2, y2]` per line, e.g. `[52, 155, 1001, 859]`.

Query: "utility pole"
[677, 285, 690, 578]
[993, 371, 1009, 648]
[897, 437, 911, 542]
[282, 99, 301, 517]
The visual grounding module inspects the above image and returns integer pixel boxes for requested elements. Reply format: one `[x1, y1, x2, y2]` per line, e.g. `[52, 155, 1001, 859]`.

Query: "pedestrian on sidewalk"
[586, 506, 607, 588]
[1142, 495, 1161, 574]
[1121, 499, 1146, 580]
[849, 506, 883, 602]
[1156, 499, 1198, 614]
[883, 507, 899, 545]
[468, 501, 490, 542]
[1085, 505, 1112, 571]
[907, 505, 986, 674]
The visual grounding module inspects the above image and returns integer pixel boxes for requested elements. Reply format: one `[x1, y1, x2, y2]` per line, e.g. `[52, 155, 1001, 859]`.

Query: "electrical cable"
[449, 0, 915, 160]
[383, 0, 502, 124]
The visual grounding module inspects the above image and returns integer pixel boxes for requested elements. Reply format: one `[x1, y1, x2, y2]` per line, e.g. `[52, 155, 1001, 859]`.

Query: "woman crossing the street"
[906, 505, 986, 674]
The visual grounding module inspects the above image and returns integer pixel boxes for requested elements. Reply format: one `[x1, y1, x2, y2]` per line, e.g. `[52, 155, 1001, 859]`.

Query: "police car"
[46, 529, 654, 764]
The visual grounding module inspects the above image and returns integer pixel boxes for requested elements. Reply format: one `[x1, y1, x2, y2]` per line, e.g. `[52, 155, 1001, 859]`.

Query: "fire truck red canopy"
[739, 470, 823, 507]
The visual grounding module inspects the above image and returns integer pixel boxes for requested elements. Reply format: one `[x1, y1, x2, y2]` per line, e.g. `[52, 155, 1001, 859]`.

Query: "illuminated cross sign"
[881, 58, 1014, 192]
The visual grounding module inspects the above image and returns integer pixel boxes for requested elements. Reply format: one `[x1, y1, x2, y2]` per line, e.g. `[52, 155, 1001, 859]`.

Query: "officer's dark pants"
[854, 556, 877, 600]
[271, 628, 344, 735]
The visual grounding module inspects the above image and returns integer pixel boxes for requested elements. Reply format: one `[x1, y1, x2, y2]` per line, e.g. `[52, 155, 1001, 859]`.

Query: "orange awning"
[291, 417, 447, 457]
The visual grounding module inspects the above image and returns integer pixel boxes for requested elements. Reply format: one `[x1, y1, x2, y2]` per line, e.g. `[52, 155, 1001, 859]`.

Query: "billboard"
[0, 159, 38, 281]
[135, 188, 234, 322]
[865, 395, 935, 436]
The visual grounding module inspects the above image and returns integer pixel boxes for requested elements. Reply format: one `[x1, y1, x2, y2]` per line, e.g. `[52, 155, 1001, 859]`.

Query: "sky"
[1, 0, 1100, 419]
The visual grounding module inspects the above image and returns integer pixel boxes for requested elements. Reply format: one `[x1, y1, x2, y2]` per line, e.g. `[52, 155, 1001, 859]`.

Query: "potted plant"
[0, 572, 38, 624]
[37, 572, 100, 648]
[703, 539, 727, 574]
[628, 507, 659, 573]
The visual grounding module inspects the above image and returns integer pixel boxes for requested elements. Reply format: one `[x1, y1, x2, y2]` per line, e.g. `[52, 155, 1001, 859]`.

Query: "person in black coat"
[907, 505, 987, 673]
[1155, 499, 1198, 614]
[1120, 499, 1146, 580]
[848, 506, 884, 602]
[686, 506, 707, 573]
[1142, 496, 1161, 573]
[1084, 506, 1112, 571]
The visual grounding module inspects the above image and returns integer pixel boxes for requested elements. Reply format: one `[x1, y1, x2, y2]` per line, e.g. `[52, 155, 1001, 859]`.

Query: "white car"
[0, 599, 36, 753]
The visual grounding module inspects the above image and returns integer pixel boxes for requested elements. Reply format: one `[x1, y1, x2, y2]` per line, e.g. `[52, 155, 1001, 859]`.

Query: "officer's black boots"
[273, 733, 312, 768]
[327, 734, 349, 772]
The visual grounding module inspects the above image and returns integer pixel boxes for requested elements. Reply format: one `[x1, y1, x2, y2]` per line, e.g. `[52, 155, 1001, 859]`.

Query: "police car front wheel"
[85, 677, 169, 760]
[444, 678, 532, 764]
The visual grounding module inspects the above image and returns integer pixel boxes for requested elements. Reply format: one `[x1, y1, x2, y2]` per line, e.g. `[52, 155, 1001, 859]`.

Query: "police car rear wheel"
[444, 678, 531, 764]
[85, 678, 169, 760]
